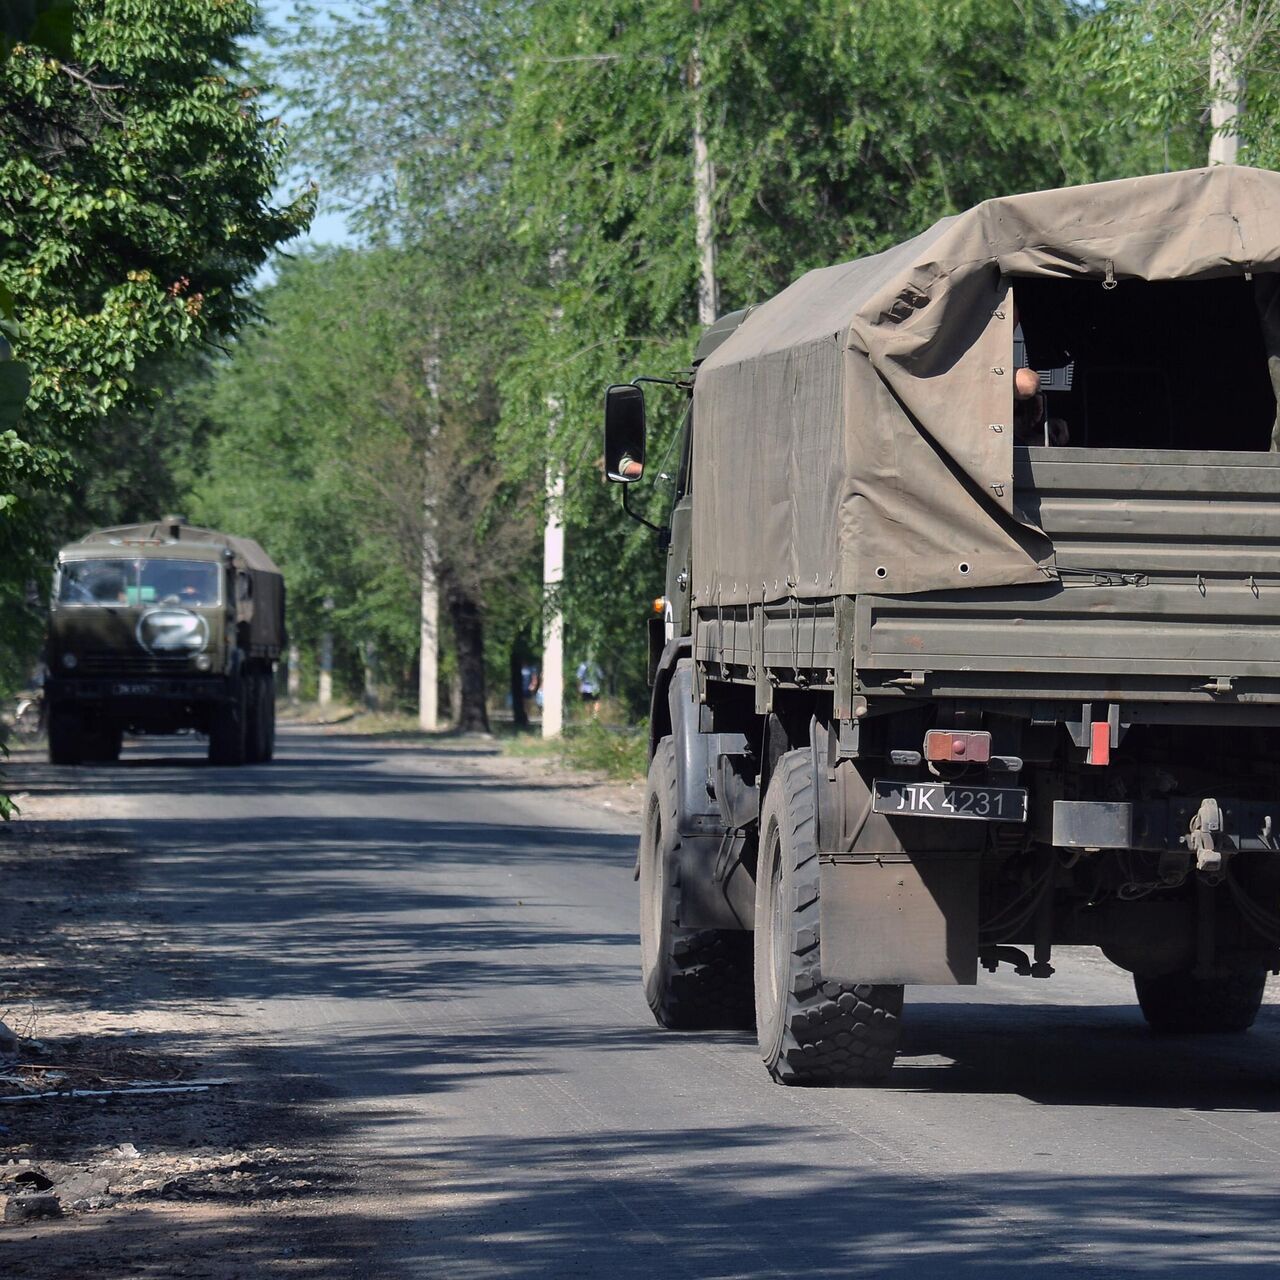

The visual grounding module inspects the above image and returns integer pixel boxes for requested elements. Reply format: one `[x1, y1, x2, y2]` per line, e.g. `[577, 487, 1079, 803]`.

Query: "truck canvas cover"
[691, 165, 1280, 605]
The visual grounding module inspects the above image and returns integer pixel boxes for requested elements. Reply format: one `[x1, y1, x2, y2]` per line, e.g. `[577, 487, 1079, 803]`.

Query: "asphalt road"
[21, 727, 1280, 1277]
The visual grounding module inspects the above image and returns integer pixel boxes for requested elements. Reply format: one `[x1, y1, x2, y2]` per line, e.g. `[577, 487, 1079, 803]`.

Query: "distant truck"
[605, 166, 1280, 1084]
[45, 517, 284, 766]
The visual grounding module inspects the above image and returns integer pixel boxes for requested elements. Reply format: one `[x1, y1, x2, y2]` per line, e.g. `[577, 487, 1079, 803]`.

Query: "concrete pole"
[541, 459, 565, 738]
[1209, 13, 1244, 165]
[286, 643, 301, 703]
[690, 22, 719, 327]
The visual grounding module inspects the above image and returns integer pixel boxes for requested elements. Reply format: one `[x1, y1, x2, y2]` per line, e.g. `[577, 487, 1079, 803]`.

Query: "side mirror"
[603, 383, 646, 483]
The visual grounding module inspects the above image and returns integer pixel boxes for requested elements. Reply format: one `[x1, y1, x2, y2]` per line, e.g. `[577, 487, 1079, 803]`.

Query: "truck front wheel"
[639, 738, 754, 1030]
[755, 748, 903, 1085]
[47, 709, 84, 766]
[1134, 969, 1266, 1033]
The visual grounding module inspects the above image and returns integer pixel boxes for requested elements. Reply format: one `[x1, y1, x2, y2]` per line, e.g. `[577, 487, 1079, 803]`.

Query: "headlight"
[61, 653, 77, 669]
[194, 654, 212, 672]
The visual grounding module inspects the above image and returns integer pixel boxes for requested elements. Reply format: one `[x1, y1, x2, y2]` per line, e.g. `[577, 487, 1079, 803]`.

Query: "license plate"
[113, 682, 158, 696]
[872, 779, 1027, 822]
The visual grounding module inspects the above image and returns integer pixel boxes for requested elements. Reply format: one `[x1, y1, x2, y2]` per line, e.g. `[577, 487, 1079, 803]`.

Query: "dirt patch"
[0, 793, 378, 1277]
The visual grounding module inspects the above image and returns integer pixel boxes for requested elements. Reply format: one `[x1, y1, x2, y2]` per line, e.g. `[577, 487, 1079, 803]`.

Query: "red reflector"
[923, 730, 991, 763]
[1088, 721, 1110, 766]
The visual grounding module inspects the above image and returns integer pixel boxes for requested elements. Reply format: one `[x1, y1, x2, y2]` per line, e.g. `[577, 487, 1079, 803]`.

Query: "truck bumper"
[1047, 796, 1280, 854]
[47, 676, 233, 707]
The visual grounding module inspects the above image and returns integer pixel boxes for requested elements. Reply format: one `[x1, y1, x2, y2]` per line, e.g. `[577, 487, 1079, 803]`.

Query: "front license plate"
[872, 779, 1027, 822]
[113, 682, 158, 696]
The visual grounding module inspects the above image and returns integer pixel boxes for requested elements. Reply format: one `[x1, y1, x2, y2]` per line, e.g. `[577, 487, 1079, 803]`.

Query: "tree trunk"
[690, 24, 719, 327]
[1209, 14, 1244, 166]
[444, 573, 490, 733]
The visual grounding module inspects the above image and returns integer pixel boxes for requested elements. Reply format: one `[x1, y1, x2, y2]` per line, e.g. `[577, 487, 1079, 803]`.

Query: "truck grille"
[75, 653, 198, 676]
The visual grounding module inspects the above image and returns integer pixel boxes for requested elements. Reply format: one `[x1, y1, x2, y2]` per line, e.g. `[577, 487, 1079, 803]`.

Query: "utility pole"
[691, 0, 718, 326]
[1209, 10, 1244, 165]
[541, 246, 567, 740]
[419, 345, 441, 731]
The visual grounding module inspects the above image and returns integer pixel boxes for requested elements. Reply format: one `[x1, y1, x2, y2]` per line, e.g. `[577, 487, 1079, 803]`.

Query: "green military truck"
[45, 517, 284, 766]
[605, 166, 1280, 1085]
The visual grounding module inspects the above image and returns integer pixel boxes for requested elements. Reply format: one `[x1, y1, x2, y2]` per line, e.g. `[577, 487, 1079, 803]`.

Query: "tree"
[0, 0, 311, 683]
[1071, 1, 1280, 169]
[189, 248, 539, 730]
[494, 0, 1112, 707]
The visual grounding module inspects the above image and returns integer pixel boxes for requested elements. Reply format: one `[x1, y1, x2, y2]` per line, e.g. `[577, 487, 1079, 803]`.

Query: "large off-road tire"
[244, 672, 272, 764]
[47, 708, 84, 766]
[83, 724, 122, 764]
[260, 671, 276, 762]
[1135, 969, 1266, 1033]
[639, 738, 754, 1030]
[755, 748, 903, 1085]
[208, 683, 247, 766]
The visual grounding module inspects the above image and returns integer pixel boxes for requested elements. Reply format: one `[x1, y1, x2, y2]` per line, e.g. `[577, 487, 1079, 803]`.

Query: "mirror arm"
[633, 375, 691, 391]
[621, 485, 663, 534]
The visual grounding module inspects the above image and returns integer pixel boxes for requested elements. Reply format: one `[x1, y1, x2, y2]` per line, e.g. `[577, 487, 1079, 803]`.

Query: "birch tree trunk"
[1209, 12, 1244, 165]
[418, 521, 440, 730]
[690, 19, 719, 327]
[541, 246, 567, 739]
[541, 457, 565, 738]
[419, 346, 441, 730]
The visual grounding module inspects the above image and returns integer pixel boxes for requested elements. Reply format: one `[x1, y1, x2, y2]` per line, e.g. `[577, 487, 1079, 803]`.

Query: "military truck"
[605, 166, 1280, 1085]
[45, 517, 284, 766]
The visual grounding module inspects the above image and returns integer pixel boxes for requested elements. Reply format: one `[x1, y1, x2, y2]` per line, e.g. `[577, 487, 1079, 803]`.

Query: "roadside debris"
[4, 1190, 61, 1222]
[0, 1078, 233, 1104]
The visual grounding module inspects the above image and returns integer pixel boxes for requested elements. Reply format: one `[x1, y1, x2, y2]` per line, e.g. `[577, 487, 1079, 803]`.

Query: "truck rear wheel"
[639, 738, 754, 1030]
[1135, 969, 1266, 1033]
[260, 671, 276, 761]
[47, 709, 84, 766]
[244, 672, 273, 764]
[755, 748, 903, 1085]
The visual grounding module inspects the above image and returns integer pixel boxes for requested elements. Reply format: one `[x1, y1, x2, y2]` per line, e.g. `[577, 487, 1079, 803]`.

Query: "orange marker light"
[923, 730, 991, 764]
[653, 597, 666, 615]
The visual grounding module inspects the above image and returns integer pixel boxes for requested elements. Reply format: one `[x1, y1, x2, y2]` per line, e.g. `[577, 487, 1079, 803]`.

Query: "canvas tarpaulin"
[691, 165, 1280, 607]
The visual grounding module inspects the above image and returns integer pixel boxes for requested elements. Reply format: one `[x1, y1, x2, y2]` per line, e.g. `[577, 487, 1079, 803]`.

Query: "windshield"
[57, 558, 222, 608]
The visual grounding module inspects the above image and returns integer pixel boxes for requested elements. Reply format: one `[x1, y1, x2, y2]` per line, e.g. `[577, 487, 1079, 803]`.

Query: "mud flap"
[819, 853, 980, 984]
[814, 752, 982, 985]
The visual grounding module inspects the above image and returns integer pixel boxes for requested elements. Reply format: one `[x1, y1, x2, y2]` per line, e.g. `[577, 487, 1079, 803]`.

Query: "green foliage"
[0, 0, 311, 688]
[559, 718, 647, 781]
[491, 0, 1114, 706]
[1, 1, 75, 64]
[189, 247, 539, 710]
[238, 0, 1280, 725]
[1070, 2, 1280, 168]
